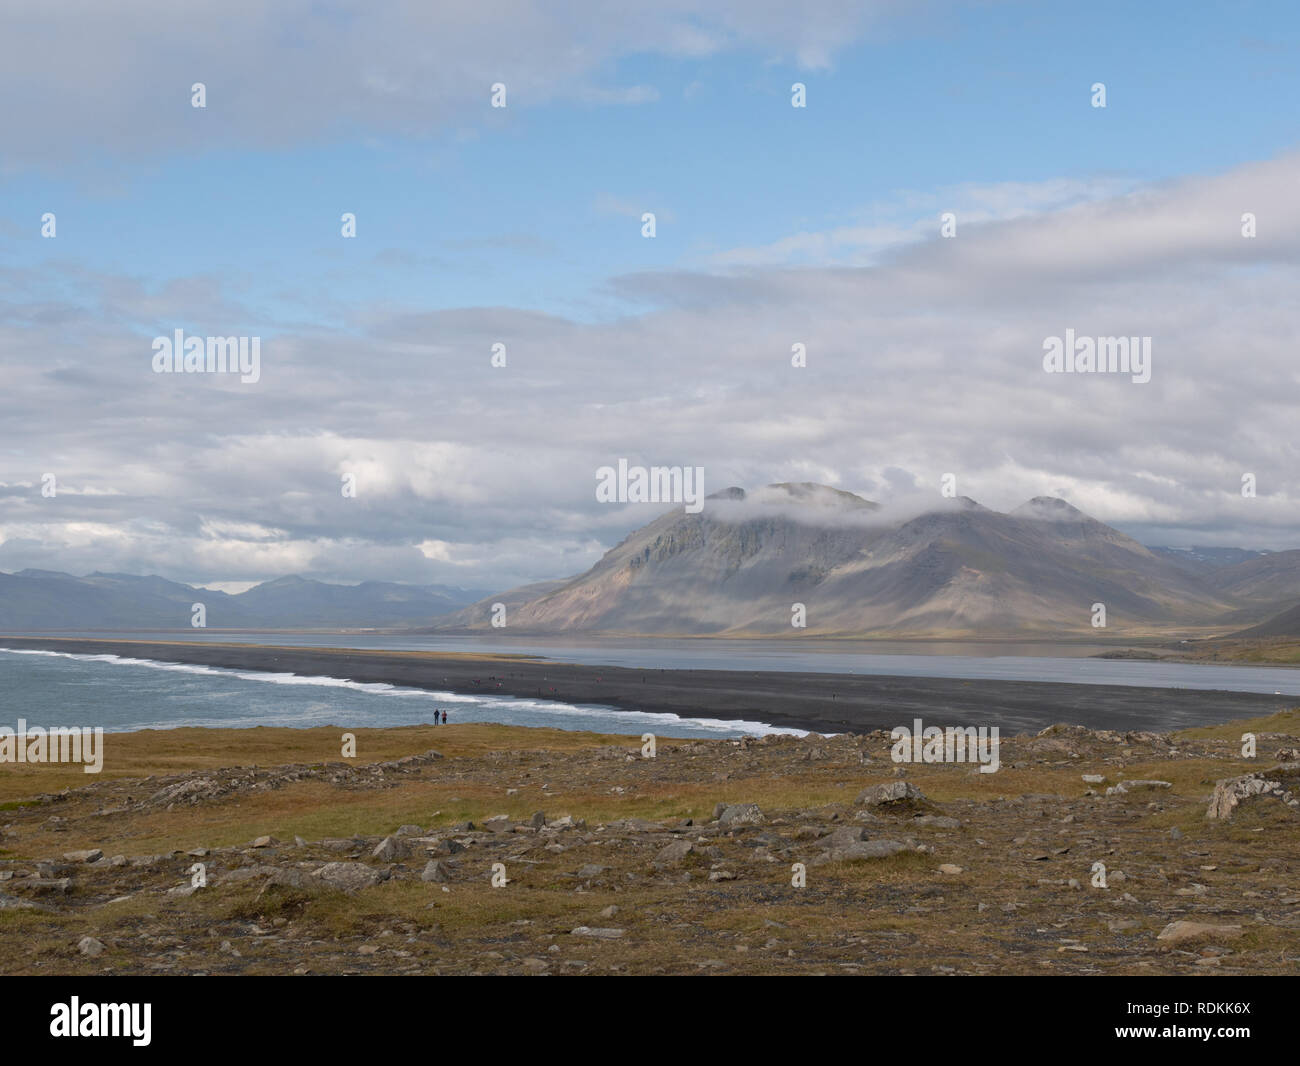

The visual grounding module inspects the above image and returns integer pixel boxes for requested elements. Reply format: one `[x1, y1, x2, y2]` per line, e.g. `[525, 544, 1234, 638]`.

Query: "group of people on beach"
[431, 710, 447, 725]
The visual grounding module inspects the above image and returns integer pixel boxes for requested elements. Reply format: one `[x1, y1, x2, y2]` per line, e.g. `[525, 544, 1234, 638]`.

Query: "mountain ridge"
[0, 571, 488, 630]
[436, 485, 1252, 637]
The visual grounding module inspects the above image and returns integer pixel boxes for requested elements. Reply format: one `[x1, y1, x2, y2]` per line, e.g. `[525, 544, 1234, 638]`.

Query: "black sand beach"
[1, 636, 1292, 734]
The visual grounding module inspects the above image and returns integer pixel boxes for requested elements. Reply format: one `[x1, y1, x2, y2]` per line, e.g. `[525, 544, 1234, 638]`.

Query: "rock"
[27, 878, 72, 895]
[1081, 774, 1104, 784]
[1123, 780, 1172, 791]
[165, 884, 197, 898]
[815, 840, 908, 864]
[822, 826, 866, 849]
[1156, 921, 1244, 944]
[938, 863, 963, 875]
[251, 836, 277, 848]
[294, 836, 307, 847]
[912, 815, 961, 829]
[148, 778, 220, 807]
[571, 927, 624, 939]
[856, 781, 926, 806]
[577, 864, 606, 879]
[395, 824, 424, 837]
[529, 811, 546, 829]
[222, 865, 309, 888]
[421, 860, 450, 883]
[1276, 748, 1300, 761]
[0, 894, 40, 911]
[718, 803, 764, 827]
[62, 849, 102, 863]
[653, 840, 694, 868]
[78, 936, 105, 957]
[600, 905, 620, 918]
[372, 836, 405, 862]
[1207, 768, 1300, 821]
[314, 862, 388, 893]
[482, 815, 514, 834]
[712, 803, 727, 820]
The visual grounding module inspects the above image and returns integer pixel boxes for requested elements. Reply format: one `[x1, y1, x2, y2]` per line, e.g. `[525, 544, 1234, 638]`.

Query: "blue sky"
[5, 0, 1297, 324]
[1, 0, 1299, 588]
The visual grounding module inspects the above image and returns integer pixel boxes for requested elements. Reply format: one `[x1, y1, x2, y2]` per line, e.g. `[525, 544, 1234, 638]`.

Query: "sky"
[1, 0, 1298, 592]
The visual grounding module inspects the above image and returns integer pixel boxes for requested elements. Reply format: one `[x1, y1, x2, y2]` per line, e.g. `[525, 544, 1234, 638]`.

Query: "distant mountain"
[438, 484, 1238, 637]
[1147, 546, 1270, 577]
[1204, 549, 1300, 610]
[1233, 601, 1300, 639]
[0, 571, 487, 631]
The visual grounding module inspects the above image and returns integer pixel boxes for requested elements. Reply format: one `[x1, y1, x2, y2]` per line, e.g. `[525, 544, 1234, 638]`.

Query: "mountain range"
[4, 483, 1299, 637]
[0, 571, 488, 631]
[434, 483, 1300, 638]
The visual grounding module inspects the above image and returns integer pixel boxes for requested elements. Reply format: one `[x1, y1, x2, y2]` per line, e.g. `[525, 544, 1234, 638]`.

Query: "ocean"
[3, 633, 1300, 738]
[0, 646, 800, 738]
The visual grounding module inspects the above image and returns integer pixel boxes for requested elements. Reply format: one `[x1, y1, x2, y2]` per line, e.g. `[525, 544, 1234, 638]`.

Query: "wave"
[0, 646, 807, 737]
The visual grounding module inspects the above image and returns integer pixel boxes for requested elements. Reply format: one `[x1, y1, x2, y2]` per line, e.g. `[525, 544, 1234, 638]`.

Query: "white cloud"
[0, 0, 929, 169]
[3, 148, 1299, 586]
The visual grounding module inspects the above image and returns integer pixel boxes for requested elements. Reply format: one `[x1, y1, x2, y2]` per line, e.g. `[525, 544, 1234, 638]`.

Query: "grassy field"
[2, 714, 1298, 975]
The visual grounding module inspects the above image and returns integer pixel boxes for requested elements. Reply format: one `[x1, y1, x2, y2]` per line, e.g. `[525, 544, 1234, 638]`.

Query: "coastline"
[1, 635, 1294, 735]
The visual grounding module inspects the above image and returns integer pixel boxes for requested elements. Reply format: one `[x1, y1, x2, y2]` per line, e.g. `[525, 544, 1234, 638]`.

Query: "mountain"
[1147, 546, 1270, 578]
[0, 571, 487, 631]
[1204, 549, 1300, 611]
[1233, 601, 1300, 639]
[439, 484, 1238, 637]
[231, 575, 484, 626]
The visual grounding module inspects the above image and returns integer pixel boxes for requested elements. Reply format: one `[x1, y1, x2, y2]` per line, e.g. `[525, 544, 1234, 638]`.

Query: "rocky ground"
[1, 713, 1298, 975]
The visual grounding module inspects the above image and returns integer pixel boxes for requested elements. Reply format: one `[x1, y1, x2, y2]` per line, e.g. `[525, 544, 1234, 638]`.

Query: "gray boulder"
[814, 839, 909, 864]
[372, 836, 406, 862]
[78, 936, 106, 957]
[62, 849, 103, 864]
[653, 840, 694, 868]
[1207, 767, 1300, 821]
[856, 781, 926, 806]
[314, 861, 388, 893]
[718, 804, 764, 827]
[421, 860, 450, 883]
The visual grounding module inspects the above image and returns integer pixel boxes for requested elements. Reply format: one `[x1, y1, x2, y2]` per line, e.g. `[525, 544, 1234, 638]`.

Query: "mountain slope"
[1148, 546, 1269, 578]
[1206, 550, 1300, 608]
[1233, 601, 1300, 638]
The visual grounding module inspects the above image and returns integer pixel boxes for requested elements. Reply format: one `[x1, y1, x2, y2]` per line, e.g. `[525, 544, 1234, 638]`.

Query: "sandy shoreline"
[1, 636, 1293, 735]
